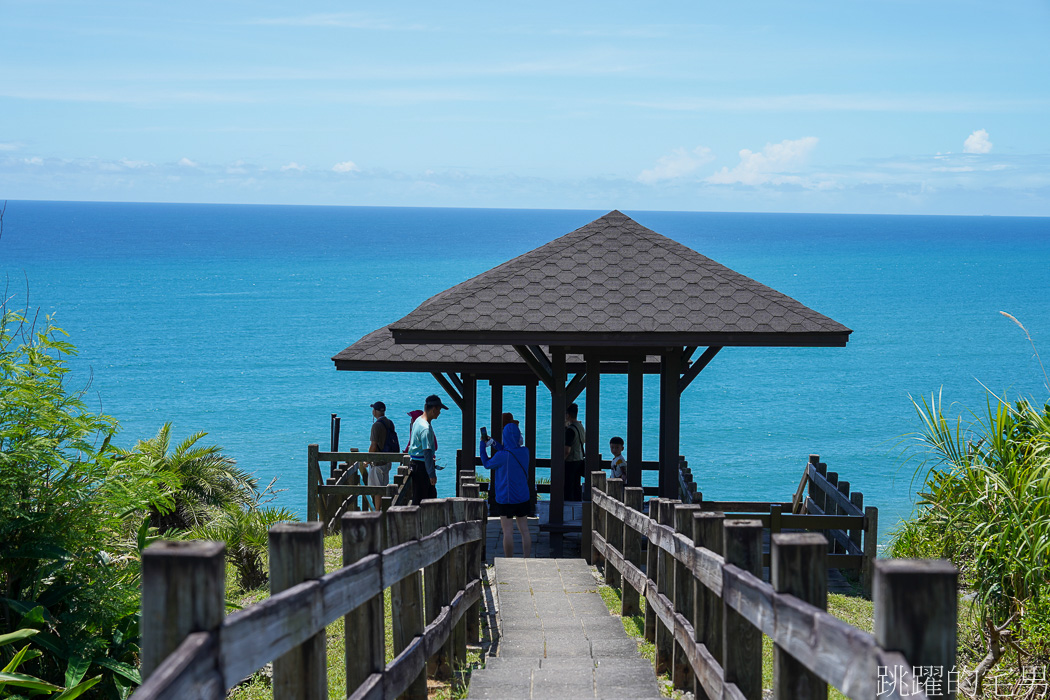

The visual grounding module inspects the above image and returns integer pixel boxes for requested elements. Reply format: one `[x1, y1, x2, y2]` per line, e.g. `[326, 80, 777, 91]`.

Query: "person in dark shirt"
[563, 402, 586, 501]
[367, 401, 396, 486]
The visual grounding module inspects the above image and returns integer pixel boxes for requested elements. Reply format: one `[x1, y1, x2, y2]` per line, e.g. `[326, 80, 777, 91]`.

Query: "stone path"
[467, 558, 661, 700]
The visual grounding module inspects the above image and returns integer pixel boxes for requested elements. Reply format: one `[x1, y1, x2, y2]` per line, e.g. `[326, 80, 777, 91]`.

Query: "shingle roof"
[332, 325, 662, 373]
[389, 211, 851, 347]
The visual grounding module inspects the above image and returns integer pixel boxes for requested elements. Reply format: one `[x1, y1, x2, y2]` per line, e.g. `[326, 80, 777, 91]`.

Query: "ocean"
[3, 200, 1049, 541]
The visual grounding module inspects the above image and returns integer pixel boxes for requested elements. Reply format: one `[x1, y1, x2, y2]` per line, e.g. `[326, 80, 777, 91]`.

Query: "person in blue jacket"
[480, 420, 533, 558]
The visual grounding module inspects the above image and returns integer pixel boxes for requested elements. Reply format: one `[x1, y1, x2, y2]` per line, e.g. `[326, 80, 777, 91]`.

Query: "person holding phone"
[480, 419, 533, 558]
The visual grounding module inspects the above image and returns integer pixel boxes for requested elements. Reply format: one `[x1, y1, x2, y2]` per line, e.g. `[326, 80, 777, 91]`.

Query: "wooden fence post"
[606, 478, 625, 589]
[769, 503, 783, 535]
[874, 559, 957, 699]
[465, 498, 485, 646]
[826, 471, 840, 553]
[644, 498, 662, 644]
[693, 512, 725, 700]
[655, 499, 677, 675]
[461, 489, 482, 645]
[861, 506, 879, 598]
[342, 511, 384, 699]
[848, 492, 864, 553]
[672, 503, 701, 691]
[622, 487, 644, 618]
[308, 444, 320, 523]
[140, 540, 226, 686]
[269, 522, 328, 700]
[813, 461, 827, 514]
[771, 533, 827, 700]
[449, 498, 469, 673]
[421, 499, 453, 679]
[388, 506, 428, 700]
[722, 519, 763, 700]
[592, 471, 608, 572]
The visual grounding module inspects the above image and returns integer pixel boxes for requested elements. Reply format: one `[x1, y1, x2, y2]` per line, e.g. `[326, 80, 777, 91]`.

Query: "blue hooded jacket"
[479, 423, 531, 506]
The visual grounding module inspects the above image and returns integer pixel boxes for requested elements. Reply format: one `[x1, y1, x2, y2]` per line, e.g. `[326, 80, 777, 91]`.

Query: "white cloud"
[964, 129, 992, 154]
[332, 161, 360, 173]
[23, 157, 43, 166]
[250, 13, 429, 31]
[638, 146, 714, 184]
[707, 137, 819, 186]
[226, 160, 248, 174]
[177, 157, 198, 168]
[280, 162, 306, 172]
[0, 142, 21, 151]
[120, 158, 153, 169]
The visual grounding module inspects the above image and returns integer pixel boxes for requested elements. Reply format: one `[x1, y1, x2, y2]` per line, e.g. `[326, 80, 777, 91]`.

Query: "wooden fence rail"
[133, 497, 486, 700]
[308, 445, 414, 530]
[677, 454, 879, 595]
[589, 471, 958, 700]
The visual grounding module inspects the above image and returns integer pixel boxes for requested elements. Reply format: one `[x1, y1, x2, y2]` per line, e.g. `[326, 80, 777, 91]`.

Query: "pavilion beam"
[627, 357, 644, 489]
[513, 345, 555, 392]
[528, 345, 553, 375]
[566, 372, 587, 403]
[550, 348, 567, 543]
[447, 371, 465, 396]
[678, 346, 723, 394]
[584, 356, 600, 498]
[489, 381, 503, 439]
[659, 349, 682, 498]
[526, 381, 538, 508]
[459, 374, 477, 496]
[682, 346, 698, 365]
[430, 372, 464, 410]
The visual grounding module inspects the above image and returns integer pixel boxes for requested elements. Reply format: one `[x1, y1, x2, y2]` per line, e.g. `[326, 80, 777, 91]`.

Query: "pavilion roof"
[389, 210, 851, 347]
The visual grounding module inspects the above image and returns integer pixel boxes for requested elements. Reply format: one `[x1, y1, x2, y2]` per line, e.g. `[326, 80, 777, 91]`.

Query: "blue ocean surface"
[3, 200, 1049, 542]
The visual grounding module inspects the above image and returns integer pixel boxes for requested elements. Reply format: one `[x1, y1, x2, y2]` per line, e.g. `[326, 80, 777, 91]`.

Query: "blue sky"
[2, 1, 1049, 215]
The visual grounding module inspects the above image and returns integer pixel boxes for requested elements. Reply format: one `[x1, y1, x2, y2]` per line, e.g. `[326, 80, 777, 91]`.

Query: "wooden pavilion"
[333, 210, 851, 538]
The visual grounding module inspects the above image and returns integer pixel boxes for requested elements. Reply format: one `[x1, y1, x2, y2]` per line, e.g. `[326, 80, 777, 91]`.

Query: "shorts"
[494, 500, 530, 518]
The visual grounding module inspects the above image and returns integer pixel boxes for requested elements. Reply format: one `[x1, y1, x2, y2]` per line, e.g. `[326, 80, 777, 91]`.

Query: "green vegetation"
[0, 309, 293, 698]
[891, 316, 1050, 691]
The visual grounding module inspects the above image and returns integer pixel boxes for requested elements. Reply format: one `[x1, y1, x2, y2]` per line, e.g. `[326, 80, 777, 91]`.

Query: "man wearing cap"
[407, 394, 448, 504]
[367, 401, 398, 488]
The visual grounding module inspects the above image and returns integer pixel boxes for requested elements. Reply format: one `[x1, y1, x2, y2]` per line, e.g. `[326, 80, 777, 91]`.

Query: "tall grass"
[891, 389, 1050, 656]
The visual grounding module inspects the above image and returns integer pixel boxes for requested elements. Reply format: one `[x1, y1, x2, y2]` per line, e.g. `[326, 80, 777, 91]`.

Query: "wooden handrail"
[134, 500, 487, 700]
[588, 473, 957, 700]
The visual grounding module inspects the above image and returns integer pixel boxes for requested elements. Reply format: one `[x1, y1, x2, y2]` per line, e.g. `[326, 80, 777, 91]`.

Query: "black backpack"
[377, 416, 400, 452]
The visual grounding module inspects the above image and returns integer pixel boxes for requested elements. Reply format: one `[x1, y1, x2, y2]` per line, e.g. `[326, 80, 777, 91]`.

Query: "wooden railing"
[677, 454, 879, 595]
[132, 497, 486, 700]
[308, 445, 414, 530]
[588, 471, 958, 700]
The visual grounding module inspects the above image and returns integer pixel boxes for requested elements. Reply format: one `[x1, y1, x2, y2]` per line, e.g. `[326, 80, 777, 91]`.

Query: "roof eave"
[389, 329, 852, 348]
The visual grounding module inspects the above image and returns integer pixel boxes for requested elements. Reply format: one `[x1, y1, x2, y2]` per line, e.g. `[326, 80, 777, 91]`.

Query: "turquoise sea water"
[3, 200, 1049, 540]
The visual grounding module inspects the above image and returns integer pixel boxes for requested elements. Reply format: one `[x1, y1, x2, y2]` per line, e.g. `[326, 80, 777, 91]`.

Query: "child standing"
[609, 436, 627, 481]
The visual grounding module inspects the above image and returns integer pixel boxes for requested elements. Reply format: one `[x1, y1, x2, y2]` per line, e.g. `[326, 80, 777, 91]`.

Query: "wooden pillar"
[140, 541, 226, 684]
[342, 512, 384, 699]
[585, 354, 601, 498]
[655, 499, 677, 675]
[489, 380, 503, 440]
[874, 560, 957, 699]
[449, 499, 468, 672]
[606, 478, 625, 589]
[771, 533, 827, 700]
[644, 498, 660, 644]
[270, 522, 328, 700]
[525, 380, 538, 507]
[465, 498, 486, 644]
[307, 444, 320, 522]
[627, 357, 643, 489]
[459, 374, 477, 496]
[388, 506, 427, 700]
[722, 519, 763, 700]
[659, 349, 682, 498]
[550, 347, 567, 531]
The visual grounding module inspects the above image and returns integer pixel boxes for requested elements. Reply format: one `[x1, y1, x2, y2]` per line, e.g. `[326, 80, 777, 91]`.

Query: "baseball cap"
[425, 394, 449, 410]
[370, 401, 386, 411]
